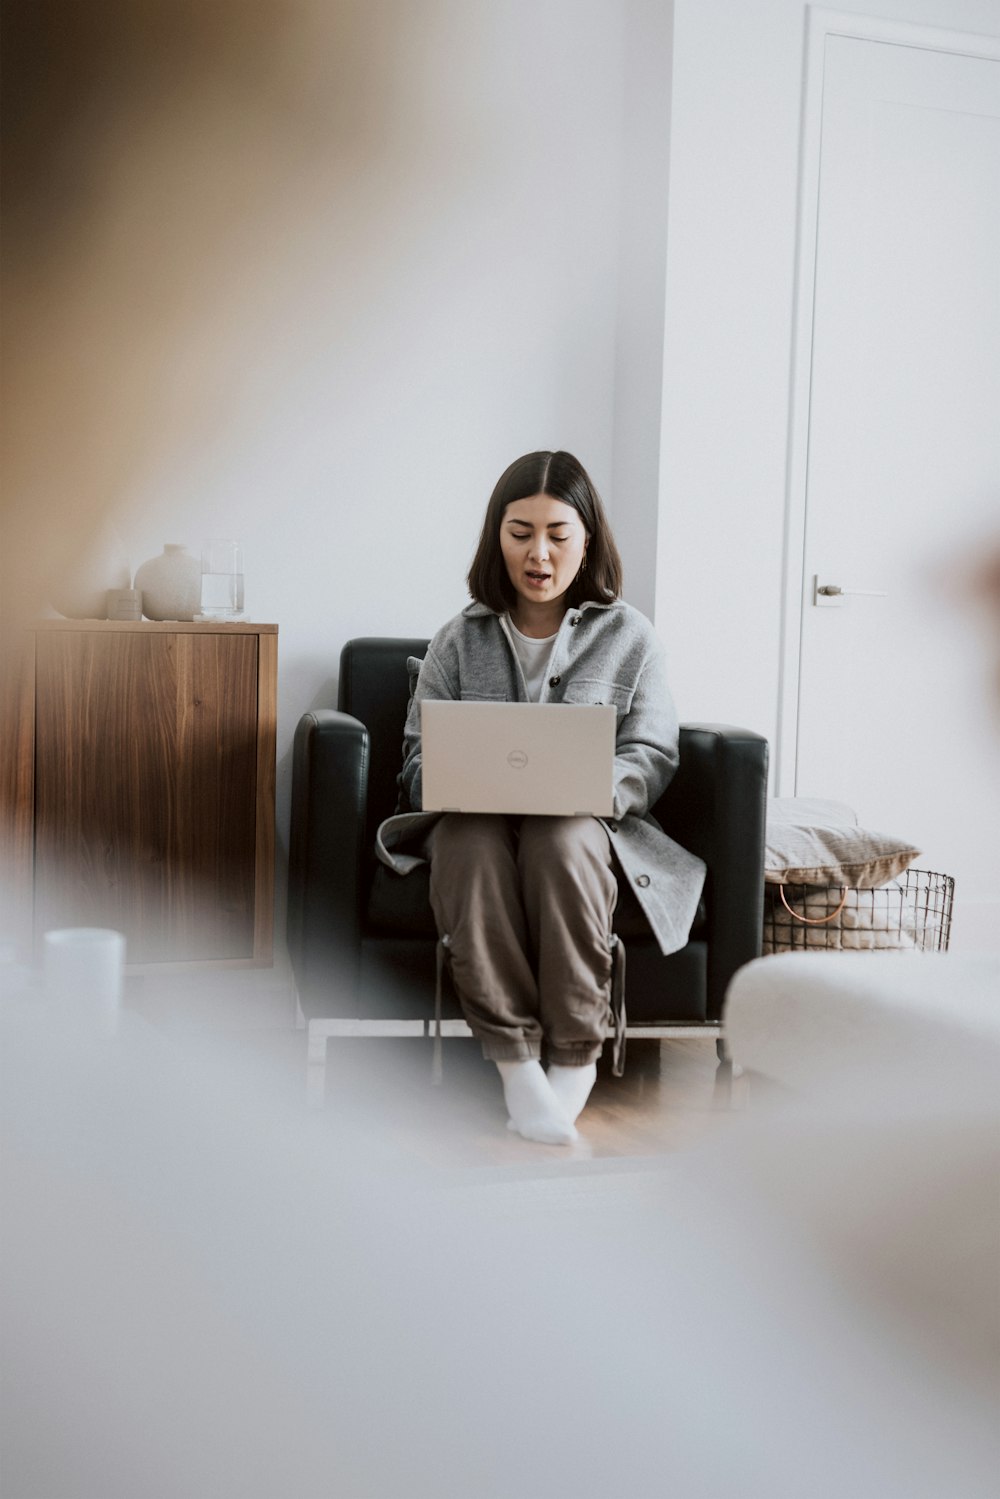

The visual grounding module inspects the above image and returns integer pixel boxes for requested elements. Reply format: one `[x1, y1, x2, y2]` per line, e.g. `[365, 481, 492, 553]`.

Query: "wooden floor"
[307, 1033, 738, 1170]
[129, 964, 739, 1172]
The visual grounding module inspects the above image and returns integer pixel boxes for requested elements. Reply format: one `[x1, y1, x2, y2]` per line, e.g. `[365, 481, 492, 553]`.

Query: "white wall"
[612, 0, 674, 619]
[655, 0, 1000, 744]
[112, 0, 674, 915]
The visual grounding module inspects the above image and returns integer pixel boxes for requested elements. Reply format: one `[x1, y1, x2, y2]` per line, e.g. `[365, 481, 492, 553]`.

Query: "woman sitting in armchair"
[377, 450, 705, 1144]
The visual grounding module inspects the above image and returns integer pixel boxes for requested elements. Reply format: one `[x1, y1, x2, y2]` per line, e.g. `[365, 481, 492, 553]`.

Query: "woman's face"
[499, 493, 589, 614]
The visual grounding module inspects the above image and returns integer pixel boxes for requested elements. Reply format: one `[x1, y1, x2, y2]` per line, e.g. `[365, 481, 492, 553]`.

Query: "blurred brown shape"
[1, 0, 407, 933]
[2, 0, 408, 624]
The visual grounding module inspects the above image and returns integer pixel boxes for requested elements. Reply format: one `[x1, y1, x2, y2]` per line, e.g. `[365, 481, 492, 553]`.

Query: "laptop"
[420, 700, 616, 816]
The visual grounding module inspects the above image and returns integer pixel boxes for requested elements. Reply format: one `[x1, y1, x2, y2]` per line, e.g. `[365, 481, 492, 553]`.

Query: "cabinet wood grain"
[24, 621, 276, 967]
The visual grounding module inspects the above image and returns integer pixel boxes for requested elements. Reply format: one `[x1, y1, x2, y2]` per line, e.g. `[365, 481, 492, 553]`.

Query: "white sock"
[546, 1062, 598, 1124]
[496, 1059, 578, 1145]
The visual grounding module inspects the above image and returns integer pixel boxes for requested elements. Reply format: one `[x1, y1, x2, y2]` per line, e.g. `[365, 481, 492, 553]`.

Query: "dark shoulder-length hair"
[467, 450, 623, 613]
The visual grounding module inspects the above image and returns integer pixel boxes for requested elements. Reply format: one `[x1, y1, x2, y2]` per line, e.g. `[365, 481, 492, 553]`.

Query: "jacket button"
[636, 874, 650, 888]
[607, 820, 619, 833]
[548, 674, 561, 687]
[569, 615, 580, 627]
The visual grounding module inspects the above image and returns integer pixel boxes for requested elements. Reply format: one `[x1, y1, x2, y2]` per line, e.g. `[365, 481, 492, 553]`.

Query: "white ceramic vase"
[134, 544, 201, 621]
[49, 522, 131, 619]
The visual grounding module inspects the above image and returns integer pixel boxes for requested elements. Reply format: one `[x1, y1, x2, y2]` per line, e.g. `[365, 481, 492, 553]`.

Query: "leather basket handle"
[778, 884, 849, 924]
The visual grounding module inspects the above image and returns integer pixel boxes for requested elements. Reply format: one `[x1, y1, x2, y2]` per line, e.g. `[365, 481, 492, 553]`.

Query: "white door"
[792, 31, 1000, 949]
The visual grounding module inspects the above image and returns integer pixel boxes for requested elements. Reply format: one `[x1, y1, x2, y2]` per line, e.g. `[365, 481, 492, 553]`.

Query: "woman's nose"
[529, 536, 550, 561]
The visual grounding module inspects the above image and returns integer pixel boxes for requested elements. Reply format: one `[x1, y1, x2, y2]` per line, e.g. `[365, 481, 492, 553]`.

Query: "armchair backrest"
[338, 638, 429, 857]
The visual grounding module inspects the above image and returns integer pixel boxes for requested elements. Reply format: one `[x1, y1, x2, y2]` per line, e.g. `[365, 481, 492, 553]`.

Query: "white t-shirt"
[506, 616, 558, 702]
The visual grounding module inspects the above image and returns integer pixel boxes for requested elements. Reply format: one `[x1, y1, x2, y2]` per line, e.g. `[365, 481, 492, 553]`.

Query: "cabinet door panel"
[34, 631, 259, 961]
[173, 632, 258, 960]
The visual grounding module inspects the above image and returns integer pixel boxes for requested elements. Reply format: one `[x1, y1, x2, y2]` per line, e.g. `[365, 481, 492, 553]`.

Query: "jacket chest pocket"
[561, 678, 634, 721]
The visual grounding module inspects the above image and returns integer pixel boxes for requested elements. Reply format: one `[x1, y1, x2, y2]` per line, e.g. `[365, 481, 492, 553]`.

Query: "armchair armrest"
[657, 724, 769, 1019]
[287, 709, 369, 1017]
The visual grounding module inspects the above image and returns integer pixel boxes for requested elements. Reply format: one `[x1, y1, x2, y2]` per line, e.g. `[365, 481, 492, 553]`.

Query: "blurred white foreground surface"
[2, 957, 997, 1499]
[725, 950, 1000, 1101]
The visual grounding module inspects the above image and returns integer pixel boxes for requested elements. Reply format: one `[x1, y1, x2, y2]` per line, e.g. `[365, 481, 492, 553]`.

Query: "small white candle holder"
[43, 928, 126, 1037]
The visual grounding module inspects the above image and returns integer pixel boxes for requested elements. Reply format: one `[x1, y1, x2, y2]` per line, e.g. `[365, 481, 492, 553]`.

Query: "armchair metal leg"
[712, 1054, 749, 1110]
[304, 1019, 427, 1107]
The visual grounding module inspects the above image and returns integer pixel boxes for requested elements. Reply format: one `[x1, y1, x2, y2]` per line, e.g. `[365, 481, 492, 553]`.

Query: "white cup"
[43, 928, 126, 1036]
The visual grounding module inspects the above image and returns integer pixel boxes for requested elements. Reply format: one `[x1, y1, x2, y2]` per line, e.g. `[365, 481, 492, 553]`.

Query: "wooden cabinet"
[15, 621, 277, 967]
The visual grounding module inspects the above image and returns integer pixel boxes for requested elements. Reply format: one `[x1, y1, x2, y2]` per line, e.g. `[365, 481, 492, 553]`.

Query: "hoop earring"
[578, 552, 588, 576]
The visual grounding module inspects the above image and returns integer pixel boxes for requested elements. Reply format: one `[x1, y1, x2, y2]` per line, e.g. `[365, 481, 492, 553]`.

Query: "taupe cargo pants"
[427, 813, 619, 1066]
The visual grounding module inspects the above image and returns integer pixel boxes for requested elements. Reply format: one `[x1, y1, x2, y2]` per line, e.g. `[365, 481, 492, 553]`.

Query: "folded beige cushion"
[765, 797, 920, 888]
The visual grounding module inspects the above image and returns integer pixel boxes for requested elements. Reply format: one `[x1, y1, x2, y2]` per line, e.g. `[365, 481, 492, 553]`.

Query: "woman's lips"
[526, 571, 551, 586]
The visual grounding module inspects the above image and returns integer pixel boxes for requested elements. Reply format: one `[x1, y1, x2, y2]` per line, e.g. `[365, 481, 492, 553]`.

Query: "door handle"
[813, 576, 888, 608]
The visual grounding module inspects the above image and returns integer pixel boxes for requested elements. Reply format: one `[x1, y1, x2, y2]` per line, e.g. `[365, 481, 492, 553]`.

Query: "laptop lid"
[421, 700, 616, 816]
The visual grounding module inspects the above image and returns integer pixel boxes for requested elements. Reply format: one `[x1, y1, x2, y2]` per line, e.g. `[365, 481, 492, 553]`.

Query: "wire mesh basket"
[762, 868, 954, 954]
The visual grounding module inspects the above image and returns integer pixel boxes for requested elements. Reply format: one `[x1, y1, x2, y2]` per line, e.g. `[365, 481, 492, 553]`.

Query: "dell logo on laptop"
[507, 749, 528, 769]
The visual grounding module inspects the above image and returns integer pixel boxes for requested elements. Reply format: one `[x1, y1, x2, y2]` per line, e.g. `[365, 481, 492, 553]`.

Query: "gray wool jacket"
[375, 598, 706, 956]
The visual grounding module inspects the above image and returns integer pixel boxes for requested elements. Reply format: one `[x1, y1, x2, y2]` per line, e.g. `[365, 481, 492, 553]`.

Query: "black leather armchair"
[289, 637, 768, 1076]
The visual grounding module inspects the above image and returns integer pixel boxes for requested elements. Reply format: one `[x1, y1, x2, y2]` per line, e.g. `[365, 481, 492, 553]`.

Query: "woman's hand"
[610, 644, 679, 820]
